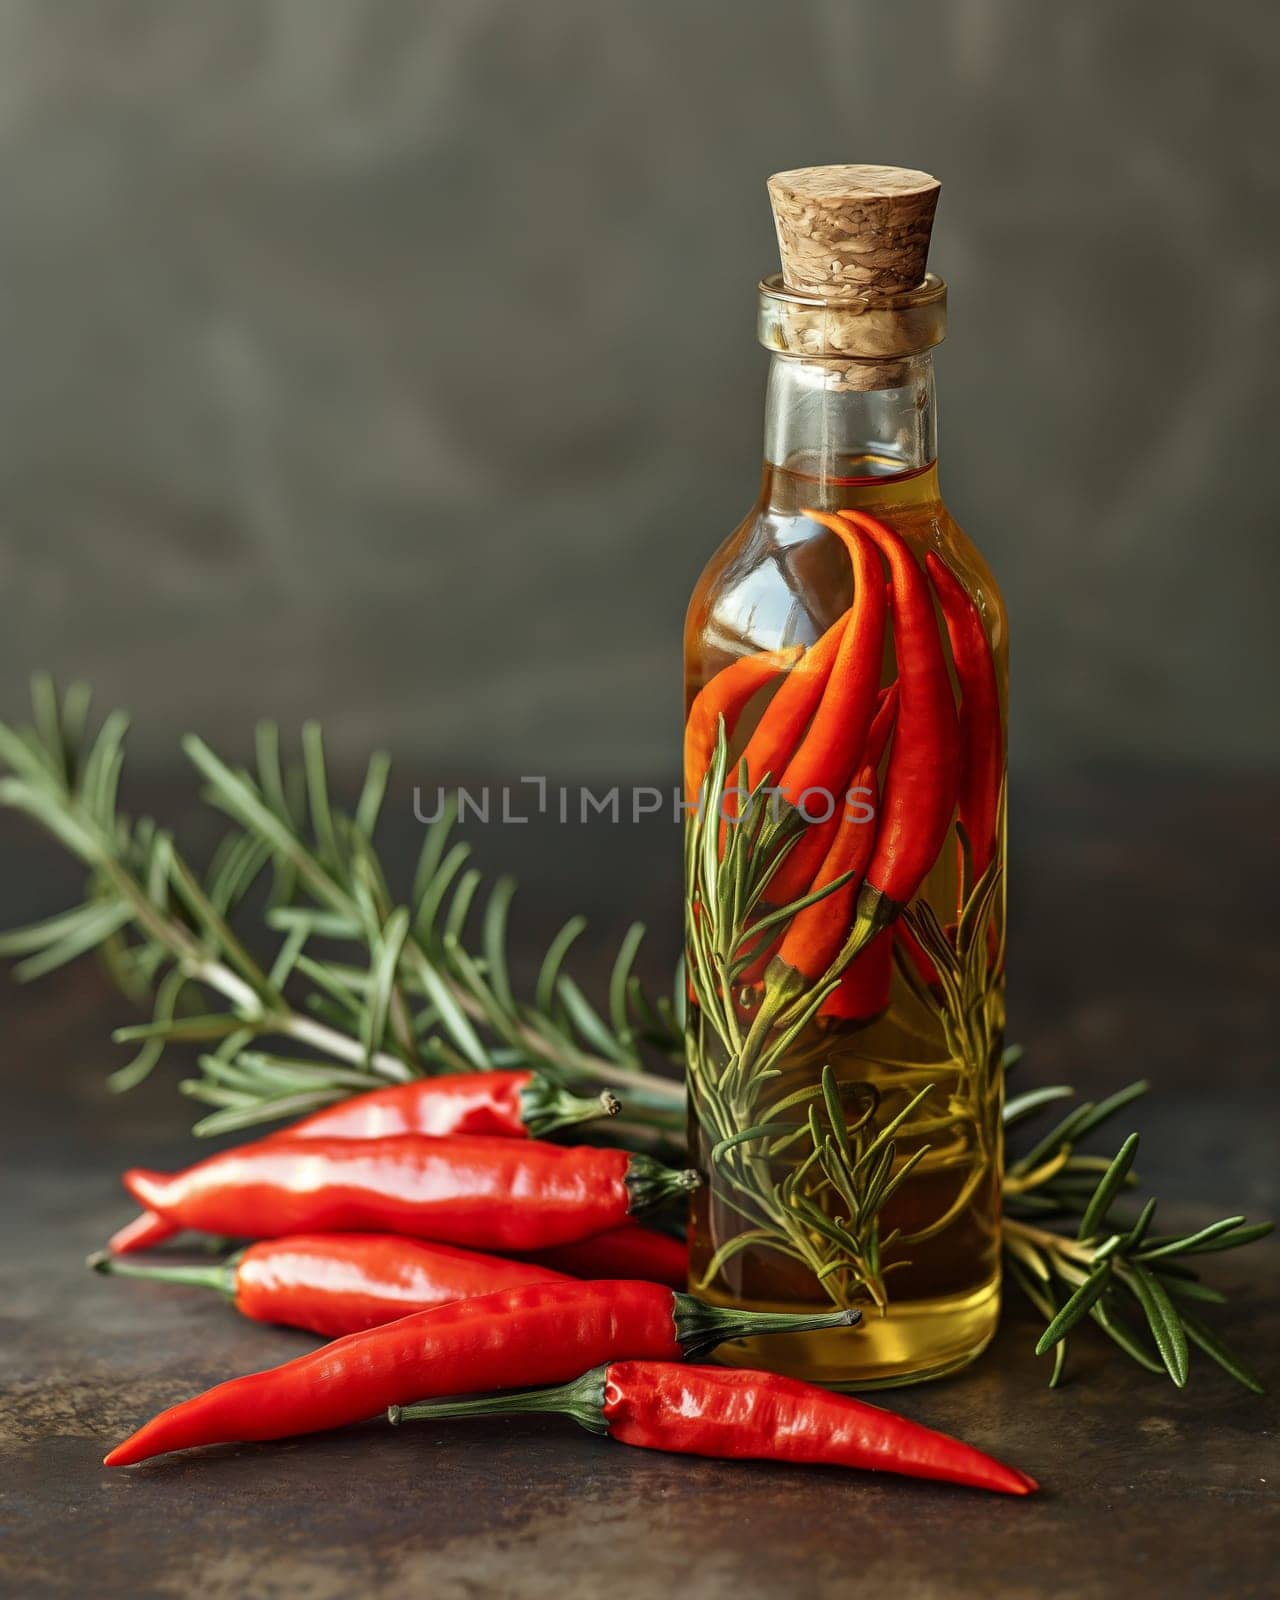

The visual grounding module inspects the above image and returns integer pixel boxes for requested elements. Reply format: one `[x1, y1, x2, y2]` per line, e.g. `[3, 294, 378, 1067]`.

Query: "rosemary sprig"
[1001, 1076, 1270, 1392]
[681, 727, 928, 1310]
[0, 678, 685, 1137]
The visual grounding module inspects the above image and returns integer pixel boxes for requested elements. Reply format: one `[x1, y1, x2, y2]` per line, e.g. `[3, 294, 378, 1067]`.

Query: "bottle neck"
[762, 352, 937, 508]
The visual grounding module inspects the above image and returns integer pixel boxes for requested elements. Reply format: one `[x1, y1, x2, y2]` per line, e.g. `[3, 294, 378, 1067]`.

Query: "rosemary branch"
[0, 678, 683, 1137]
[1001, 1073, 1270, 1391]
[680, 731, 938, 1311]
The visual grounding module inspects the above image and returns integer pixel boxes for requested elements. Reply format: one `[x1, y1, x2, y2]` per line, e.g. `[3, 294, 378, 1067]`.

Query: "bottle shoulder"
[687, 489, 1005, 673]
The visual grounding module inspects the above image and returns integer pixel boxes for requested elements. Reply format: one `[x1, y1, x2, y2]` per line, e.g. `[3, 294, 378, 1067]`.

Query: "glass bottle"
[683, 167, 1007, 1387]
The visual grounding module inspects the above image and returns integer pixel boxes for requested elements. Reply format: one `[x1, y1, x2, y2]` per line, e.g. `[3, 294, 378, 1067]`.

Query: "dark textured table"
[3, 774, 1277, 1599]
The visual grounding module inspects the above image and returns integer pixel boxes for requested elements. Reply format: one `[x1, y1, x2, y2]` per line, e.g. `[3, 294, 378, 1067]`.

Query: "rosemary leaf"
[1158, 1276, 1227, 1306]
[1125, 1264, 1190, 1387]
[444, 867, 483, 947]
[1089, 1298, 1164, 1375]
[1003, 1085, 1075, 1129]
[481, 878, 519, 1016]
[361, 908, 412, 1067]
[607, 922, 647, 1043]
[1077, 1132, 1141, 1240]
[1180, 1312, 1265, 1395]
[189, 1089, 343, 1138]
[10, 899, 132, 980]
[113, 1013, 259, 1045]
[406, 947, 490, 1071]
[354, 751, 392, 840]
[1135, 1217, 1255, 1261]
[412, 841, 472, 943]
[107, 966, 191, 1092]
[534, 915, 587, 1020]
[555, 974, 636, 1067]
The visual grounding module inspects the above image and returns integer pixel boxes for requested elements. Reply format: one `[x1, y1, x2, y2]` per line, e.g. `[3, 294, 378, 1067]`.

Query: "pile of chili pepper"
[94, 1067, 1035, 1493]
[109, 1067, 620, 1255]
[684, 507, 1002, 1017]
[102, 1281, 860, 1466]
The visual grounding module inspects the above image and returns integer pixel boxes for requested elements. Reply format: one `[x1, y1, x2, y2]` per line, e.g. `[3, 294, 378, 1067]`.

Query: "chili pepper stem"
[87, 1248, 239, 1300]
[671, 1294, 859, 1359]
[518, 1079, 621, 1138]
[625, 1154, 701, 1214]
[753, 872, 891, 1031]
[390, 1366, 611, 1435]
[837, 885, 899, 967]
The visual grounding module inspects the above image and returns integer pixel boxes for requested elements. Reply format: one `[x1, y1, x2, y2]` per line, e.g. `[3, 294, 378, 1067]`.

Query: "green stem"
[671, 1292, 860, 1358]
[518, 1074, 621, 1138]
[390, 1367, 610, 1435]
[1002, 1217, 1096, 1268]
[87, 1249, 238, 1300]
[279, 1011, 415, 1083]
[624, 1154, 701, 1214]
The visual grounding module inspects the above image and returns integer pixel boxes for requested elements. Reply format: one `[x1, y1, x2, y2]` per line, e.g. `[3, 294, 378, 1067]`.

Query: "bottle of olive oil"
[683, 166, 1007, 1387]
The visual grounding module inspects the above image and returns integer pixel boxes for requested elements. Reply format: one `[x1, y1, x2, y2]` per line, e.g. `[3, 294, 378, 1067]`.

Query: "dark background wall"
[1, 0, 1276, 782]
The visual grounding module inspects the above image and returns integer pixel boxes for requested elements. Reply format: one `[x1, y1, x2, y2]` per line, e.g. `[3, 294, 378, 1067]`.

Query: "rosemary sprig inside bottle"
[681, 726, 932, 1310]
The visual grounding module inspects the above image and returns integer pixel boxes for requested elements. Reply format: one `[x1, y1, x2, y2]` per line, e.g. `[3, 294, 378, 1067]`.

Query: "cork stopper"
[767, 165, 941, 302]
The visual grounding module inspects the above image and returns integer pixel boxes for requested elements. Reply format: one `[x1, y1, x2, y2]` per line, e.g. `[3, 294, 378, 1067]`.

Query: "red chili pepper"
[684, 645, 802, 799]
[106, 1208, 178, 1255]
[866, 680, 900, 769]
[767, 679, 898, 908]
[763, 806, 836, 913]
[518, 1224, 688, 1289]
[744, 685, 897, 990]
[122, 1135, 699, 1253]
[390, 1360, 1037, 1496]
[109, 1069, 618, 1256]
[838, 510, 960, 933]
[738, 613, 847, 792]
[774, 763, 878, 983]
[735, 518, 883, 905]
[287, 1069, 618, 1142]
[819, 925, 893, 1021]
[90, 1234, 567, 1337]
[103, 1281, 859, 1466]
[776, 513, 887, 809]
[924, 552, 1003, 889]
